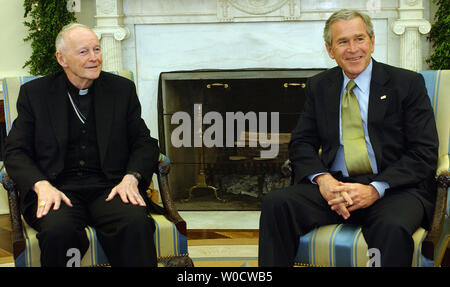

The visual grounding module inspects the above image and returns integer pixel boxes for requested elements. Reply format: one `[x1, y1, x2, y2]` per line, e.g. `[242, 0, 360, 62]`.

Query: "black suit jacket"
[289, 59, 439, 223]
[4, 71, 160, 214]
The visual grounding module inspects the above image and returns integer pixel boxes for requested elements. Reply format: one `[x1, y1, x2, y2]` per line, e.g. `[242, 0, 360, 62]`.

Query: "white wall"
[0, 0, 95, 78]
[0, 0, 32, 77]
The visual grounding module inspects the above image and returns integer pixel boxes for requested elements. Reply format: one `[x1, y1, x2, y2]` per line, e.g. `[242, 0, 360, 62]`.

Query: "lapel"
[47, 73, 69, 151]
[322, 61, 391, 166]
[368, 59, 391, 166]
[324, 68, 343, 149]
[93, 72, 115, 165]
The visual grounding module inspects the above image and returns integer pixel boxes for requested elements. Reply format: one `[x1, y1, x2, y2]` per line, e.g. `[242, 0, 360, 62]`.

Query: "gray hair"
[55, 23, 92, 53]
[323, 9, 374, 47]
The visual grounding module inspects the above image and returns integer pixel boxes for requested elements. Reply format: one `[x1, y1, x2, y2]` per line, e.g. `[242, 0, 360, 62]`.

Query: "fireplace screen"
[158, 69, 323, 210]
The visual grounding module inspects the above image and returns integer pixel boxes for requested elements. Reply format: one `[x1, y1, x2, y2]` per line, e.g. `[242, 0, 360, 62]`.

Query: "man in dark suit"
[258, 9, 439, 267]
[4, 23, 161, 266]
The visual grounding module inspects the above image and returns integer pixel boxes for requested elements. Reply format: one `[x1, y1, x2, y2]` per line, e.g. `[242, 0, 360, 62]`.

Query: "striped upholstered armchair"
[281, 70, 450, 267]
[1, 71, 193, 267]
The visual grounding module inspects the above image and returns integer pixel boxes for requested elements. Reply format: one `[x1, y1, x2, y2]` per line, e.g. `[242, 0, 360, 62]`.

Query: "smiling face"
[55, 27, 102, 89]
[325, 17, 374, 79]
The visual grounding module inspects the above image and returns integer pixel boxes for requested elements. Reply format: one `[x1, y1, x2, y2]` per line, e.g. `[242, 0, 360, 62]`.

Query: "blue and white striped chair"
[1, 71, 192, 267]
[421, 70, 450, 267]
[287, 70, 450, 267]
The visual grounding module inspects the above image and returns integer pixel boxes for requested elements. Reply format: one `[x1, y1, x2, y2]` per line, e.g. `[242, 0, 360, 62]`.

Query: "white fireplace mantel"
[93, 0, 432, 140]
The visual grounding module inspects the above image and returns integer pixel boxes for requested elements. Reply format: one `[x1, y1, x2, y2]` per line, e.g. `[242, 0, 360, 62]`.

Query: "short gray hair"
[55, 23, 92, 53]
[323, 9, 374, 47]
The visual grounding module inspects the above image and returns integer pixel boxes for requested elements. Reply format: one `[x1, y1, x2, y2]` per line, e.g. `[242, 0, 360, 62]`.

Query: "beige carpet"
[188, 237, 258, 267]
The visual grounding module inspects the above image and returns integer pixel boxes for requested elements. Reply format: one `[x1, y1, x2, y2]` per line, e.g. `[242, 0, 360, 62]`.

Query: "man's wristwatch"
[127, 171, 142, 183]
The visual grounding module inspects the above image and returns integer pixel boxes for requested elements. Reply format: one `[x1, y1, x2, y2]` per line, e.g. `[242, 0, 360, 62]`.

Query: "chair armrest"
[281, 159, 292, 178]
[423, 171, 450, 259]
[1, 174, 26, 259]
[156, 159, 187, 237]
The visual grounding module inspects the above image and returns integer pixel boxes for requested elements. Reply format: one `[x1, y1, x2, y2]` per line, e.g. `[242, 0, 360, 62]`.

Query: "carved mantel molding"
[93, 0, 431, 71]
[93, 0, 129, 71]
[217, 0, 301, 21]
[392, 0, 431, 71]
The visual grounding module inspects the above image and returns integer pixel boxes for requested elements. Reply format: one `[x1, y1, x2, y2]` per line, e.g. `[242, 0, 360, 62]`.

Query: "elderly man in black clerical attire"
[5, 23, 162, 267]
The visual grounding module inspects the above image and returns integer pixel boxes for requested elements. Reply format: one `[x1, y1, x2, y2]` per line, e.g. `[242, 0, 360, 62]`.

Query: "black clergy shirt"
[53, 76, 117, 192]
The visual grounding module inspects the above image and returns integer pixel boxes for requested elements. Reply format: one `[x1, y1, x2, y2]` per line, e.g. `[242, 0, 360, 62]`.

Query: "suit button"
[81, 145, 86, 150]
[79, 160, 85, 166]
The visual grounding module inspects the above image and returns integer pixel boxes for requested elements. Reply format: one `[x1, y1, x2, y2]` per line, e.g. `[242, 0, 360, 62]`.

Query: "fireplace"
[158, 69, 323, 210]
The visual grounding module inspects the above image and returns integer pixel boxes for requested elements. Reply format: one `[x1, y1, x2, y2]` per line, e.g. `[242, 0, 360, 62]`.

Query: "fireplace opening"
[158, 69, 323, 211]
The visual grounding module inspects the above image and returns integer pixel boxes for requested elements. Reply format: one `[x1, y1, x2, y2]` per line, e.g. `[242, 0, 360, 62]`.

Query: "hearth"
[158, 69, 323, 210]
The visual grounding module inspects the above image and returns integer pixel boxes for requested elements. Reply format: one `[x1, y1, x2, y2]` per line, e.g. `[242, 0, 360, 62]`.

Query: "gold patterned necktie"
[341, 80, 373, 176]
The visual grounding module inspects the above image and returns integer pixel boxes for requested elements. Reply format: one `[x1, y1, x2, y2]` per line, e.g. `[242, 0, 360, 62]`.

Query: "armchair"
[1, 72, 193, 267]
[280, 70, 450, 267]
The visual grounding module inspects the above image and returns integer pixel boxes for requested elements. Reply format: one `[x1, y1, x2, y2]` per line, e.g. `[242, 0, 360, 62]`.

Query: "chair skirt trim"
[16, 213, 188, 267]
[294, 224, 432, 267]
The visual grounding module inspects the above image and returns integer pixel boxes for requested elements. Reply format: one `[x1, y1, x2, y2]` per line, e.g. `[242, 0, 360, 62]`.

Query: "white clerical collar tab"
[79, 89, 88, 95]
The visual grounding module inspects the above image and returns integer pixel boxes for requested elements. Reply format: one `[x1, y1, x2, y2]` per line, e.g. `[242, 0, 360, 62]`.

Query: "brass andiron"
[183, 103, 225, 203]
[183, 147, 225, 203]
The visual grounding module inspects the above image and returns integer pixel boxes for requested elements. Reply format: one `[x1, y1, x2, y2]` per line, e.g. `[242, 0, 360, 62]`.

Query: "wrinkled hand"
[327, 182, 380, 213]
[106, 174, 146, 206]
[33, 180, 73, 219]
[315, 174, 351, 219]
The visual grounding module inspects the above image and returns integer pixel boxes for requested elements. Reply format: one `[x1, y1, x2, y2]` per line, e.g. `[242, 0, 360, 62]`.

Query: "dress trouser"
[23, 188, 157, 267]
[258, 182, 425, 267]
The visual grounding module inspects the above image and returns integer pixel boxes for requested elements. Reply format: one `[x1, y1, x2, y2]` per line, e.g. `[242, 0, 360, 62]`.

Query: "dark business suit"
[259, 59, 439, 266]
[4, 71, 161, 266]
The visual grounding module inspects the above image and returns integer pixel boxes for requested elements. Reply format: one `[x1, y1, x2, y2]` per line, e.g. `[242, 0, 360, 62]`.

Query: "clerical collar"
[79, 88, 89, 95]
[65, 75, 92, 96]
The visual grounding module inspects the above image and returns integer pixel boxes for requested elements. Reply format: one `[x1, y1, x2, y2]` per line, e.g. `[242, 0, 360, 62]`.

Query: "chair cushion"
[108, 70, 134, 82]
[15, 213, 188, 267]
[419, 70, 449, 175]
[2, 76, 40, 133]
[420, 70, 450, 266]
[294, 224, 431, 267]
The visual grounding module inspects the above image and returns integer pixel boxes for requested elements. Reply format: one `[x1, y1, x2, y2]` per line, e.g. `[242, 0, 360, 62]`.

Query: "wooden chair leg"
[441, 247, 450, 267]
